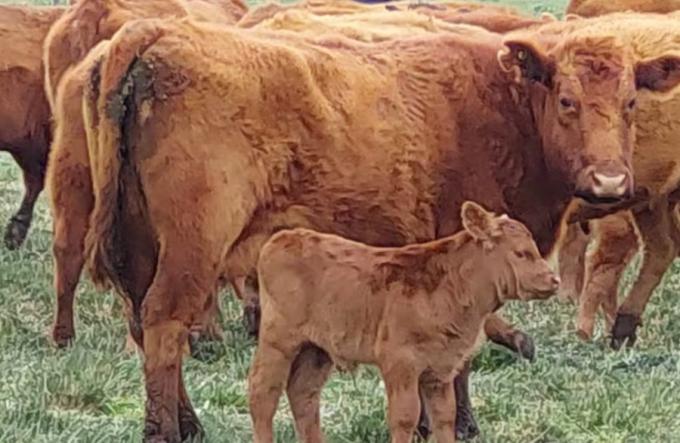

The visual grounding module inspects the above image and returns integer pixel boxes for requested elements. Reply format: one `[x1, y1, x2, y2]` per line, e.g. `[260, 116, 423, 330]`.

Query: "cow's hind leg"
[5, 149, 46, 250]
[612, 202, 679, 349]
[286, 344, 333, 443]
[577, 212, 638, 341]
[47, 152, 92, 347]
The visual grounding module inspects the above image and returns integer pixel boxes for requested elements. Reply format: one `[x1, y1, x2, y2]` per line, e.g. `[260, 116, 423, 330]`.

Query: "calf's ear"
[498, 37, 555, 87]
[635, 54, 680, 93]
[461, 201, 498, 242]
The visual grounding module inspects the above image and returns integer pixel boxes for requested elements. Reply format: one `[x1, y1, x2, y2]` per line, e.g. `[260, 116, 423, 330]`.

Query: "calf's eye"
[559, 97, 575, 109]
[627, 98, 636, 110]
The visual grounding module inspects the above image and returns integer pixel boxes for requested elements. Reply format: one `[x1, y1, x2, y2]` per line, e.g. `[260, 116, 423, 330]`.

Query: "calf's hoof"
[512, 331, 535, 362]
[610, 313, 640, 350]
[455, 407, 480, 441]
[51, 324, 75, 348]
[242, 304, 261, 338]
[4, 217, 29, 250]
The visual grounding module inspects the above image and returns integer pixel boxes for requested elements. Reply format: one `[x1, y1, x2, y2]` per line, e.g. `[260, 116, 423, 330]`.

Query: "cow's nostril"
[551, 275, 561, 287]
[591, 173, 628, 197]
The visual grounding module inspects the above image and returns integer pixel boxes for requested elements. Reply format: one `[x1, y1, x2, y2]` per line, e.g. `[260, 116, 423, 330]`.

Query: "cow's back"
[567, 0, 680, 16]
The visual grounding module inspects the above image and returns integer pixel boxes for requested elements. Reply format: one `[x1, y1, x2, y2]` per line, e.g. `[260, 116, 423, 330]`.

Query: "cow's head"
[461, 201, 559, 301]
[498, 32, 680, 204]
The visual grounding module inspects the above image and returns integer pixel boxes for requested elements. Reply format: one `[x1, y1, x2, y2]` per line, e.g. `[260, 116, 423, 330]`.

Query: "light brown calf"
[249, 202, 559, 443]
[551, 11, 680, 347]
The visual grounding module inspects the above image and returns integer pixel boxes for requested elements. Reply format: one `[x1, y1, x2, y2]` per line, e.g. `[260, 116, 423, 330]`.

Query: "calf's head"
[461, 201, 559, 301]
[499, 31, 680, 204]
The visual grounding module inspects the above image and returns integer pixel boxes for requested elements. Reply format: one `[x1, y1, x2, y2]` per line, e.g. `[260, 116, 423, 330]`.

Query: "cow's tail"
[83, 20, 164, 290]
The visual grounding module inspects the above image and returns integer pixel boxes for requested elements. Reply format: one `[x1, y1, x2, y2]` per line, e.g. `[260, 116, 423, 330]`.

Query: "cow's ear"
[498, 37, 555, 87]
[461, 201, 498, 242]
[635, 54, 680, 93]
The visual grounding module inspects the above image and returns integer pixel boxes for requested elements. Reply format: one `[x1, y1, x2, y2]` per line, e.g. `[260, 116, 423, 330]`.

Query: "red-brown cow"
[0, 5, 64, 250]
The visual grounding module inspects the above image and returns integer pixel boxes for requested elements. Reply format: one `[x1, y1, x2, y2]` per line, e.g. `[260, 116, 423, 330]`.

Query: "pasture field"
[2, 0, 680, 441]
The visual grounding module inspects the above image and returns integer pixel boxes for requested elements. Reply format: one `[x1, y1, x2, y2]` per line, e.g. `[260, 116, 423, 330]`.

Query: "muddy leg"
[612, 202, 679, 349]
[420, 372, 456, 443]
[5, 151, 45, 250]
[557, 222, 590, 303]
[381, 362, 420, 443]
[576, 212, 638, 341]
[484, 313, 534, 361]
[286, 345, 333, 443]
[249, 338, 299, 443]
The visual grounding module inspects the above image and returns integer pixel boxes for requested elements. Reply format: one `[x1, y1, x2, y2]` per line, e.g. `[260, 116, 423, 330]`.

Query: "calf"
[249, 202, 559, 443]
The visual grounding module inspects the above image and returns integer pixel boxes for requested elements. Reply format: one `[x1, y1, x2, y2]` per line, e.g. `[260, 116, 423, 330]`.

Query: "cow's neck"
[437, 62, 571, 257]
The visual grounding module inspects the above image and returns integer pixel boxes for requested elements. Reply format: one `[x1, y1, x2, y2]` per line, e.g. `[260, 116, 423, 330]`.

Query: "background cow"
[0, 5, 64, 250]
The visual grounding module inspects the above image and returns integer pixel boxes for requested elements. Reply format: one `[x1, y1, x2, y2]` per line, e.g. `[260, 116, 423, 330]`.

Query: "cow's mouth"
[574, 191, 624, 205]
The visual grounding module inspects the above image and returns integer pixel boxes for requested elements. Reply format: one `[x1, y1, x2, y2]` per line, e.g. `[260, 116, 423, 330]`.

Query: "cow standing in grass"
[79, 14, 680, 441]
[0, 5, 64, 250]
[549, 11, 680, 347]
[44, 0, 248, 349]
[249, 202, 559, 443]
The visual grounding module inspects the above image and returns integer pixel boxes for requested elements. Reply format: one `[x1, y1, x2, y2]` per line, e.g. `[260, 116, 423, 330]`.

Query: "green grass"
[3, 0, 680, 441]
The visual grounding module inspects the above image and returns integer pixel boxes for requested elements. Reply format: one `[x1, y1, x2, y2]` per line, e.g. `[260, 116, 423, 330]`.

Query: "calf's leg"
[557, 221, 590, 303]
[5, 149, 46, 250]
[577, 212, 638, 340]
[420, 372, 456, 443]
[417, 360, 477, 441]
[381, 362, 421, 443]
[612, 202, 679, 349]
[286, 345, 333, 443]
[249, 337, 299, 443]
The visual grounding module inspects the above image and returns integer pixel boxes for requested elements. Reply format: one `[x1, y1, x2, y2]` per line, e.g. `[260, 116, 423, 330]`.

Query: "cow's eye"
[559, 97, 575, 109]
[627, 98, 636, 110]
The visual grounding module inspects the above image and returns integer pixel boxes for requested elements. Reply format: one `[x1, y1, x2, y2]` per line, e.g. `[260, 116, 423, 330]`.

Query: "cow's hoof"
[512, 331, 535, 362]
[51, 325, 75, 349]
[144, 422, 181, 443]
[179, 407, 204, 442]
[243, 304, 261, 338]
[455, 407, 480, 441]
[576, 328, 593, 342]
[610, 313, 640, 350]
[4, 217, 29, 250]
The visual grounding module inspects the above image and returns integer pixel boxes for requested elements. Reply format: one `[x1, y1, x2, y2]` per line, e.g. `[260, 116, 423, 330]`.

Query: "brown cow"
[249, 202, 559, 443]
[239, 0, 551, 33]
[44, 0, 247, 348]
[82, 14, 679, 441]
[567, 0, 680, 16]
[551, 12, 680, 347]
[0, 5, 64, 250]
